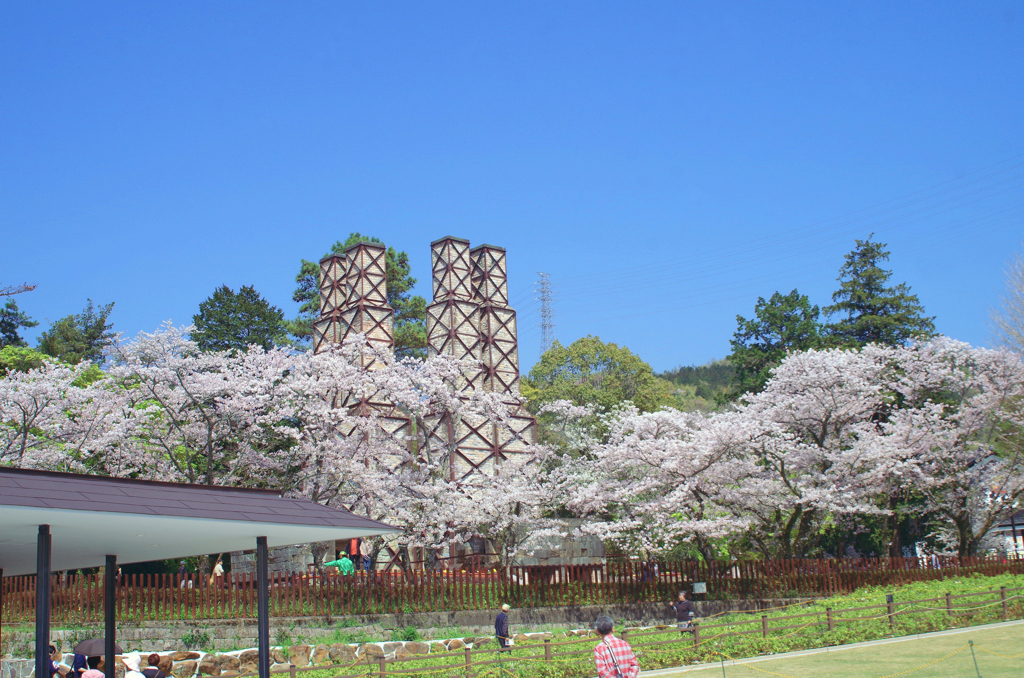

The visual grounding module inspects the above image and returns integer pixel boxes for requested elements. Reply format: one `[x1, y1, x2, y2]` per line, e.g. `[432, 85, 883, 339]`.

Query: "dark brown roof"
[0, 467, 388, 530]
[0, 467, 398, 576]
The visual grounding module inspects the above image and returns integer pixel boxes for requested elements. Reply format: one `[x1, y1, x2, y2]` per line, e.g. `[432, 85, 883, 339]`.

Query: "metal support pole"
[257, 537, 270, 678]
[105, 555, 117, 678]
[35, 525, 52, 678]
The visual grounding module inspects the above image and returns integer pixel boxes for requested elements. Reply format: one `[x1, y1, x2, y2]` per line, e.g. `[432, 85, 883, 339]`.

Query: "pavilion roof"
[0, 467, 396, 576]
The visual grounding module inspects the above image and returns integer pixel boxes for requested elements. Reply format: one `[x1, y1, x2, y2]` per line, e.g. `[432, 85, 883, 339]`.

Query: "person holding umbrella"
[73, 638, 124, 673]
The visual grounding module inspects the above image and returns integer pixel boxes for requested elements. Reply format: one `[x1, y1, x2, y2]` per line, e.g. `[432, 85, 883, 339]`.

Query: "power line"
[504, 153, 1024, 306]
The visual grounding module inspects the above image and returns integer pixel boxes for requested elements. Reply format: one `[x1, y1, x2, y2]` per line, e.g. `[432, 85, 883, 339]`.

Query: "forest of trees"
[3, 235, 1023, 562]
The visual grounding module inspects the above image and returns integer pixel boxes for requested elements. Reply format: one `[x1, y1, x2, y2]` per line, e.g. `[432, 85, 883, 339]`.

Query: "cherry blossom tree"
[730, 344, 899, 558]
[876, 338, 1024, 556]
[551, 338, 1024, 560]
[105, 323, 297, 486]
[542, 401, 759, 560]
[0, 359, 133, 472]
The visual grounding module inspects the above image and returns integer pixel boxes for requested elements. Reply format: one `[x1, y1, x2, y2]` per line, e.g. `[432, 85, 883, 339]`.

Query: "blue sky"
[2, 2, 1022, 373]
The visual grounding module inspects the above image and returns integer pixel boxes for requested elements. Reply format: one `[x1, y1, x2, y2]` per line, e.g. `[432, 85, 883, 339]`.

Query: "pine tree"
[287, 233, 427, 359]
[37, 300, 115, 365]
[728, 289, 825, 395]
[193, 285, 285, 353]
[0, 299, 38, 348]
[824, 237, 935, 347]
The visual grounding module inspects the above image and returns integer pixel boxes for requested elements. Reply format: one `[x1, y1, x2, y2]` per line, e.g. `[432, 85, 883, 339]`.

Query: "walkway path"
[641, 618, 1024, 676]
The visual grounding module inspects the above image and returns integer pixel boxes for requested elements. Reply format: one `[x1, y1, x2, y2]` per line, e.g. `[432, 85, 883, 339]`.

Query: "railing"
[3, 555, 1023, 624]
[218, 585, 1024, 678]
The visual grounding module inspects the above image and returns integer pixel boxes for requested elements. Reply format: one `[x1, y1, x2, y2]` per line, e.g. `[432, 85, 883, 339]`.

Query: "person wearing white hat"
[495, 604, 512, 652]
[121, 653, 145, 678]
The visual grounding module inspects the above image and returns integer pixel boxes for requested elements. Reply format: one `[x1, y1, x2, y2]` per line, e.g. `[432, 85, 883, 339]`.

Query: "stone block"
[172, 660, 197, 678]
[327, 645, 355, 664]
[218, 656, 239, 674]
[237, 650, 258, 675]
[173, 653, 200, 662]
[286, 646, 310, 667]
[197, 655, 220, 676]
[269, 650, 286, 666]
[403, 642, 429, 656]
[311, 645, 330, 665]
[446, 639, 463, 651]
[157, 655, 174, 674]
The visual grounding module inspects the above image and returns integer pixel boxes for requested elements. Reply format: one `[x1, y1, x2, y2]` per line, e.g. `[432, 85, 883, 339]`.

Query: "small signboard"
[692, 582, 707, 594]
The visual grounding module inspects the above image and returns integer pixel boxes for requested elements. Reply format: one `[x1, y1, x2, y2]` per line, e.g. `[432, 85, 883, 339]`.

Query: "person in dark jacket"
[495, 604, 511, 652]
[69, 654, 88, 678]
[670, 591, 697, 634]
[45, 645, 61, 678]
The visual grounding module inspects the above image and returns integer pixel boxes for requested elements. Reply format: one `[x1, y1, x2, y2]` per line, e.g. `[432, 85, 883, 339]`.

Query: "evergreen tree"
[0, 299, 38, 348]
[728, 289, 825, 395]
[193, 285, 286, 353]
[37, 300, 115, 365]
[288, 233, 427, 359]
[824, 236, 935, 347]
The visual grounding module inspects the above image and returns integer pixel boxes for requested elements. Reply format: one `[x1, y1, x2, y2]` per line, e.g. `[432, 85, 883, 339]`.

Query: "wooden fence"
[218, 584, 1024, 678]
[3, 555, 1023, 624]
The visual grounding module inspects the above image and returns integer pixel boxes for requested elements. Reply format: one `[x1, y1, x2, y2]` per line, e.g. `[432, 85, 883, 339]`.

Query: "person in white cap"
[121, 653, 145, 678]
[495, 604, 512, 652]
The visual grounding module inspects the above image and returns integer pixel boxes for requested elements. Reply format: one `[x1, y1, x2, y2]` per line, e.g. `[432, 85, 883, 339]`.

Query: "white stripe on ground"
[639, 618, 1024, 677]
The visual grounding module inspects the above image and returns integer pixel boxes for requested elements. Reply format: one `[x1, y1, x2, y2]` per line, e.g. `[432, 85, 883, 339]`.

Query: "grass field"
[653, 623, 1024, 678]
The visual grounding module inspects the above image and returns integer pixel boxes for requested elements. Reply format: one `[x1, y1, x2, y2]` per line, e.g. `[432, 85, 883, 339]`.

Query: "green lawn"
[653, 624, 1024, 678]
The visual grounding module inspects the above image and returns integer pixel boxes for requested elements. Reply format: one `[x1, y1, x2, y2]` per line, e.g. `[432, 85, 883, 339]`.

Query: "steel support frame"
[35, 525, 52, 678]
[105, 555, 117, 678]
[257, 536, 270, 678]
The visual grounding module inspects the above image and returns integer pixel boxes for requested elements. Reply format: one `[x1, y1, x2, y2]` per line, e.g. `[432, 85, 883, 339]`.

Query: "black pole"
[105, 555, 117, 678]
[1011, 512, 1019, 558]
[257, 537, 269, 678]
[35, 525, 52, 678]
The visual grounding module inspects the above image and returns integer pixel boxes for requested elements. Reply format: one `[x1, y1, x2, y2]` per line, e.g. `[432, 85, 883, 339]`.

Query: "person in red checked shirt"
[593, 616, 639, 678]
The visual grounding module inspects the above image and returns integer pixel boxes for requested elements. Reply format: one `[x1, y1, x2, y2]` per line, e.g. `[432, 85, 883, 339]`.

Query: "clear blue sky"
[3, 2, 1022, 373]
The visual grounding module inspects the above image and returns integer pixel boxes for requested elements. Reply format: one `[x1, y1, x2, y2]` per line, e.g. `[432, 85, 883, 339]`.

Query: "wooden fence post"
[1001, 587, 1008, 621]
[464, 647, 472, 678]
[826, 608, 834, 632]
[887, 596, 895, 629]
[544, 639, 552, 662]
[946, 592, 952, 616]
[290, 665, 297, 678]
[692, 622, 700, 649]
[378, 657, 386, 678]
[761, 615, 768, 638]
